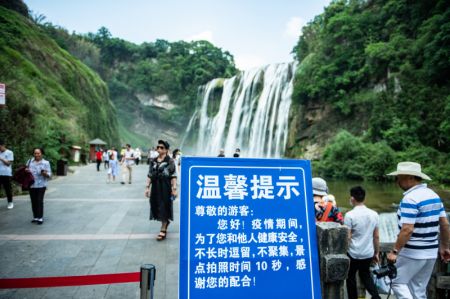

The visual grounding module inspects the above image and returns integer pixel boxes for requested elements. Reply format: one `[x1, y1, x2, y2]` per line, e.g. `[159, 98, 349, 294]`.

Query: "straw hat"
[387, 161, 431, 180]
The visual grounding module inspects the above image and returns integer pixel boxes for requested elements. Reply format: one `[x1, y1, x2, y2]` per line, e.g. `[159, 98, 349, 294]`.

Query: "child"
[107, 152, 118, 183]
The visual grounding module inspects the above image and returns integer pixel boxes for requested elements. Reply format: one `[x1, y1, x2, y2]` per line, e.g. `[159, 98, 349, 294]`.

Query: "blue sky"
[24, 0, 330, 70]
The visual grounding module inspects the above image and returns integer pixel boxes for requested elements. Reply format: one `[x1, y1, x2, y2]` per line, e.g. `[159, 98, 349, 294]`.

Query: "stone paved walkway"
[0, 163, 400, 299]
[0, 163, 178, 299]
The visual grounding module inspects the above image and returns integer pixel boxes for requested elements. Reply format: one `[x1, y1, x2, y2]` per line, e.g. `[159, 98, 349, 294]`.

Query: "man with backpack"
[312, 177, 343, 224]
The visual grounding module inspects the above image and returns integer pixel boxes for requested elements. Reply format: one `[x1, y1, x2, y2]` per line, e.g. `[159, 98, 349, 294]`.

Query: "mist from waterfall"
[182, 62, 296, 158]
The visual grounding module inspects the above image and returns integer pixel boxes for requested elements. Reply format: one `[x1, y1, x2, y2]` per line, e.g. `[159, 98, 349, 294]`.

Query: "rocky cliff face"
[136, 93, 177, 110]
[285, 98, 368, 160]
[130, 111, 179, 145]
[286, 100, 329, 159]
[133, 92, 179, 144]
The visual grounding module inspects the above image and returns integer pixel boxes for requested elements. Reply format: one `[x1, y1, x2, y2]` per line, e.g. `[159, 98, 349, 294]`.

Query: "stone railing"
[428, 256, 450, 298]
[316, 222, 349, 299]
[378, 242, 450, 299]
[316, 225, 450, 299]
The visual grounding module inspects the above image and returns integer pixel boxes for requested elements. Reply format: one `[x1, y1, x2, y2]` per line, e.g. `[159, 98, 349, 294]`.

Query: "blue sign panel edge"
[179, 156, 321, 299]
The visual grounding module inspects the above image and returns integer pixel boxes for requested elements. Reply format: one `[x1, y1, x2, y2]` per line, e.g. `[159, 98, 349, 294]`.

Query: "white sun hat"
[387, 161, 431, 180]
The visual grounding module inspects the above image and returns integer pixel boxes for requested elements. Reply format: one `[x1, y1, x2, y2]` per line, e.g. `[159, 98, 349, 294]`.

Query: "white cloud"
[234, 54, 267, 71]
[185, 30, 214, 43]
[284, 17, 306, 39]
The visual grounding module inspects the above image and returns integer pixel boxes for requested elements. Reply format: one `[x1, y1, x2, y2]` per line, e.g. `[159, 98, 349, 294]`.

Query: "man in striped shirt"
[387, 162, 450, 299]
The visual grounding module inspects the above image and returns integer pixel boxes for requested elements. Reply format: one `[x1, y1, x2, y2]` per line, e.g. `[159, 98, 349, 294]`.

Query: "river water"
[327, 180, 450, 213]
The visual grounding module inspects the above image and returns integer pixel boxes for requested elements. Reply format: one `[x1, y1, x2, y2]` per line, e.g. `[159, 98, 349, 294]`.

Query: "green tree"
[291, 0, 450, 182]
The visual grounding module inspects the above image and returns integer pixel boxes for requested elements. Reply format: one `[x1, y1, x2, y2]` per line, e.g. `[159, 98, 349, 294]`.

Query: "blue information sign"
[179, 157, 321, 299]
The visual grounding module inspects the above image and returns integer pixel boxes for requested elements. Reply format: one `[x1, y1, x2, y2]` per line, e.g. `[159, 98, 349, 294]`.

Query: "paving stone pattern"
[0, 164, 178, 299]
[0, 163, 398, 299]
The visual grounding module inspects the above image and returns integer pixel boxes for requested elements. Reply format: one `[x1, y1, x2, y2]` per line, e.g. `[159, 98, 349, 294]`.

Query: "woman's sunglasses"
[156, 145, 166, 150]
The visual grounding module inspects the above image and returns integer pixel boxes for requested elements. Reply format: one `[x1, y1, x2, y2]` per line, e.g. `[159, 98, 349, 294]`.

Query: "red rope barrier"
[0, 272, 140, 289]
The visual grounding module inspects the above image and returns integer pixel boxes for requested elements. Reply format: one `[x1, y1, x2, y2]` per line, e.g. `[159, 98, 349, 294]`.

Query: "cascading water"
[182, 62, 296, 158]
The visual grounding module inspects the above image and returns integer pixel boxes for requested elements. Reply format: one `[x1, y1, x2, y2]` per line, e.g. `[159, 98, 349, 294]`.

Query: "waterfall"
[183, 62, 296, 158]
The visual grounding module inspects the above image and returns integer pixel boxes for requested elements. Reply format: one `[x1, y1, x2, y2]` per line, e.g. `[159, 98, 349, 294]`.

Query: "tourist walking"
[386, 162, 450, 299]
[27, 148, 51, 225]
[147, 148, 152, 165]
[172, 148, 181, 175]
[120, 144, 135, 184]
[135, 148, 142, 165]
[119, 146, 126, 161]
[110, 146, 118, 162]
[144, 140, 177, 241]
[312, 177, 343, 224]
[345, 186, 381, 299]
[172, 148, 181, 161]
[107, 151, 119, 183]
[0, 140, 14, 209]
[233, 148, 240, 157]
[95, 148, 102, 171]
[103, 149, 110, 169]
[149, 147, 158, 164]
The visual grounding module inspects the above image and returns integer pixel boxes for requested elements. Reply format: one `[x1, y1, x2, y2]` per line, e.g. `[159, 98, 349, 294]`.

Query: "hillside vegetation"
[40, 25, 238, 147]
[3, 0, 448, 184]
[0, 5, 119, 165]
[289, 0, 450, 183]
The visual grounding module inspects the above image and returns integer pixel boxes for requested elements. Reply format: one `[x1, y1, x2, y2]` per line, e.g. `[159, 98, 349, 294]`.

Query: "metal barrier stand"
[140, 264, 156, 299]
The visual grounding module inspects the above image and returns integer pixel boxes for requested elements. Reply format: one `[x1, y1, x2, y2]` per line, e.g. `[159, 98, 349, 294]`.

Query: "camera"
[373, 263, 397, 279]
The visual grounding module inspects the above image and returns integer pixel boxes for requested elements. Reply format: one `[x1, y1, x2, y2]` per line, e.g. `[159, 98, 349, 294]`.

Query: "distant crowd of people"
[217, 147, 241, 157]
[93, 141, 181, 242]
[93, 144, 173, 185]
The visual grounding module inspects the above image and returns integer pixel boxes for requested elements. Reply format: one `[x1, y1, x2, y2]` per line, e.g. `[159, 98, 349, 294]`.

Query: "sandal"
[156, 230, 167, 241]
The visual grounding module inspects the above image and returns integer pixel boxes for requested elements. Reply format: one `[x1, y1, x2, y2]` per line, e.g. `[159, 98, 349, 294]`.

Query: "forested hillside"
[3, 0, 448, 184]
[0, 4, 119, 166]
[288, 0, 450, 183]
[40, 25, 237, 147]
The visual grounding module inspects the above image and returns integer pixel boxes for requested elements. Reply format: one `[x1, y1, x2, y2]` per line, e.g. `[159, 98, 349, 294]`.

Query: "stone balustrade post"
[316, 222, 350, 299]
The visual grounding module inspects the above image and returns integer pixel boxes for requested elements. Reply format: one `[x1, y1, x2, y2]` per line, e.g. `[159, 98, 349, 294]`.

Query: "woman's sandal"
[157, 230, 167, 241]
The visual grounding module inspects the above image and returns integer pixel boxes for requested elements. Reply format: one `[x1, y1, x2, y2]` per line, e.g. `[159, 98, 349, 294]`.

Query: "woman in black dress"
[144, 140, 177, 241]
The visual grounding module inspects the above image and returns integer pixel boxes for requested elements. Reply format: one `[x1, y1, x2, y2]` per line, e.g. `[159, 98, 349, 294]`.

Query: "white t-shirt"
[123, 149, 135, 166]
[0, 149, 14, 176]
[150, 150, 158, 159]
[111, 150, 118, 160]
[134, 149, 141, 159]
[103, 151, 110, 161]
[345, 205, 379, 259]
